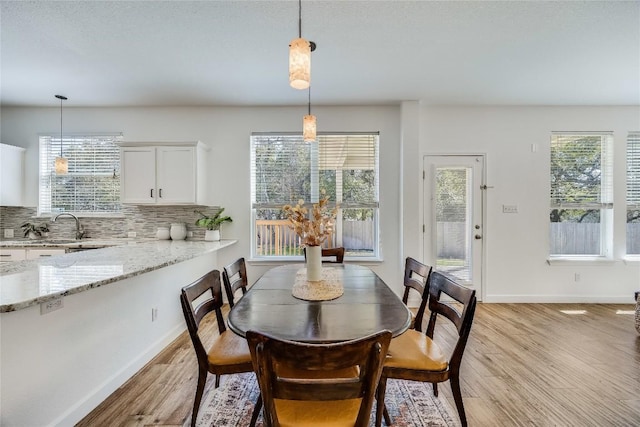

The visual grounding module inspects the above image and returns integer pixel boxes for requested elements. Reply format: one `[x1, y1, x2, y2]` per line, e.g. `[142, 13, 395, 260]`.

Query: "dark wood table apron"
[227, 264, 411, 343]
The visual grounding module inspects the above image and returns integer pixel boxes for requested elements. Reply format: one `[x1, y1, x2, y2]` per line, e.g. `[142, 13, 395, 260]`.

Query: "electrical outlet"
[187, 231, 193, 238]
[41, 297, 64, 315]
[4, 228, 14, 238]
[574, 273, 581, 282]
[151, 307, 158, 322]
[502, 205, 518, 214]
[128, 231, 137, 238]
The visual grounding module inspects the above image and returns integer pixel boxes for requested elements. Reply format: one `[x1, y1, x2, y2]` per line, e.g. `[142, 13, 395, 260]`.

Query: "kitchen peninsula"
[0, 239, 236, 426]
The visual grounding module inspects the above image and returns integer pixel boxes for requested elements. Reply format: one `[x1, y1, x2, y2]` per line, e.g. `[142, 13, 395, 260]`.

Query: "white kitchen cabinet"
[0, 248, 26, 262]
[0, 248, 66, 262]
[119, 141, 209, 205]
[25, 248, 66, 259]
[0, 143, 26, 206]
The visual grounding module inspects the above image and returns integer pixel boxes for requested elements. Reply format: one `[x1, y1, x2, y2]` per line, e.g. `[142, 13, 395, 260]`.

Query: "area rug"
[186, 373, 461, 426]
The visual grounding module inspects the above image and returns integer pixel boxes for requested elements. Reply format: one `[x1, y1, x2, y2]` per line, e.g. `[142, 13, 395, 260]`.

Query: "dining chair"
[247, 329, 392, 427]
[402, 257, 432, 331]
[303, 246, 345, 263]
[180, 269, 256, 427]
[376, 270, 477, 427]
[222, 257, 249, 308]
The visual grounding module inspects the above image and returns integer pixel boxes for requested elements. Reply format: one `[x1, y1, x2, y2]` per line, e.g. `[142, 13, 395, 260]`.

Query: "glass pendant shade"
[55, 156, 68, 174]
[303, 114, 316, 142]
[289, 38, 311, 90]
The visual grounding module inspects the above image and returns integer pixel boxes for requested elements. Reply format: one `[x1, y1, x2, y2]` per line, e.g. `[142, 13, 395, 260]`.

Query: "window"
[39, 134, 122, 215]
[627, 132, 640, 255]
[251, 133, 379, 259]
[549, 132, 613, 257]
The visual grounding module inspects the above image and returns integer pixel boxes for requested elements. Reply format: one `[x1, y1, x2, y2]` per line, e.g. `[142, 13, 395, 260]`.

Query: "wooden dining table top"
[227, 263, 411, 343]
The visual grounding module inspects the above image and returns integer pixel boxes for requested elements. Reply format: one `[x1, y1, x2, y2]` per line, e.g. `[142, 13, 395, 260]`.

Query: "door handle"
[474, 234, 482, 240]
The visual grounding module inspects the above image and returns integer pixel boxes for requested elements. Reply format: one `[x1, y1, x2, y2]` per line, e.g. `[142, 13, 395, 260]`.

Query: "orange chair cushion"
[207, 330, 252, 365]
[273, 398, 362, 427]
[385, 329, 448, 371]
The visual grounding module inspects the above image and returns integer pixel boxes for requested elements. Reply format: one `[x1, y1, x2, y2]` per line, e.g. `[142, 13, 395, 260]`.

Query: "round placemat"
[292, 267, 344, 301]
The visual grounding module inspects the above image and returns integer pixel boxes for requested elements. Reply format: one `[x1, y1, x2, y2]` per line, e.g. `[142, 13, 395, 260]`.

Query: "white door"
[424, 155, 484, 300]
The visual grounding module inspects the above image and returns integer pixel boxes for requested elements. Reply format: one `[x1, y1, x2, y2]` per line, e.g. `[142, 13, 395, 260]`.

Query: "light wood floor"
[77, 303, 640, 426]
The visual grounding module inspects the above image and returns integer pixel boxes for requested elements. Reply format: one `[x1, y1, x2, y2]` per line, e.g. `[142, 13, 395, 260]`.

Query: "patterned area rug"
[186, 373, 461, 426]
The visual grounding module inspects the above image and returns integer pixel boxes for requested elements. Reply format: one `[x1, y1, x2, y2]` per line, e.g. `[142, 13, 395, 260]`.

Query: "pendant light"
[289, 0, 316, 90]
[54, 94, 68, 175]
[303, 87, 316, 142]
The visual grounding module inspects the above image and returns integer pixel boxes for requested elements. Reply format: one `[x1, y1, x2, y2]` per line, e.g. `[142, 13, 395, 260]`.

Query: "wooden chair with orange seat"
[376, 270, 477, 427]
[222, 257, 249, 308]
[402, 257, 432, 331]
[247, 329, 392, 427]
[180, 269, 258, 427]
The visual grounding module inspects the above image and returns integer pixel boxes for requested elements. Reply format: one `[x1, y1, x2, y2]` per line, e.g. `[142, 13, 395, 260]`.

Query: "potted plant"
[194, 208, 232, 241]
[21, 222, 50, 239]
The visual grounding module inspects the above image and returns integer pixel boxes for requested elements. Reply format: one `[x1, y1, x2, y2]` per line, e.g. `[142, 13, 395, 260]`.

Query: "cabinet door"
[156, 147, 196, 204]
[0, 249, 26, 262]
[0, 144, 25, 206]
[26, 248, 66, 259]
[121, 147, 156, 204]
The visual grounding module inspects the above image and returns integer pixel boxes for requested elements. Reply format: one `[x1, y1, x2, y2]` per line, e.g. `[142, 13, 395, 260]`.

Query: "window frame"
[627, 132, 640, 256]
[38, 133, 122, 217]
[549, 132, 614, 259]
[250, 132, 381, 262]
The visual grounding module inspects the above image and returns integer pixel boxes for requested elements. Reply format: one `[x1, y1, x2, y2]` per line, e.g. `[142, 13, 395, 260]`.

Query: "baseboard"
[484, 295, 636, 303]
[51, 323, 186, 427]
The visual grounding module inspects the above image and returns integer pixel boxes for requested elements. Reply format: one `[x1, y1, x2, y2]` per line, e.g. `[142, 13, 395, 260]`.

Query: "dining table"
[227, 263, 411, 343]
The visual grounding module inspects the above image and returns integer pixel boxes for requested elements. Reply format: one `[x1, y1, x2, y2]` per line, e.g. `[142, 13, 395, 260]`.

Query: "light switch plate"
[4, 229, 14, 238]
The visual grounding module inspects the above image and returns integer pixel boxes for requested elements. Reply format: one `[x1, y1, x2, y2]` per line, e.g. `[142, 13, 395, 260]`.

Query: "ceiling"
[1, 0, 639, 108]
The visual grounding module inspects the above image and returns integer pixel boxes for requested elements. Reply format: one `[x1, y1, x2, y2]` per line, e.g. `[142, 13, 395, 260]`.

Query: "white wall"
[418, 106, 640, 302]
[0, 250, 223, 426]
[3, 104, 639, 302]
[0, 105, 404, 293]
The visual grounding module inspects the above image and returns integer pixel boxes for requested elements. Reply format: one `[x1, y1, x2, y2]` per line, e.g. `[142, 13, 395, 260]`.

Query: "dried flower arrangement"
[283, 193, 338, 248]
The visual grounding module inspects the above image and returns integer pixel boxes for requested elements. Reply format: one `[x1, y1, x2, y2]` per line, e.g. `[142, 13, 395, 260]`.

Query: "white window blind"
[550, 133, 613, 209]
[627, 132, 640, 208]
[39, 134, 122, 214]
[251, 133, 379, 208]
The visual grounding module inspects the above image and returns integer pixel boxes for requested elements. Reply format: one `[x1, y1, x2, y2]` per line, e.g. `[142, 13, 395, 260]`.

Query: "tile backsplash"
[0, 205, 221, 241]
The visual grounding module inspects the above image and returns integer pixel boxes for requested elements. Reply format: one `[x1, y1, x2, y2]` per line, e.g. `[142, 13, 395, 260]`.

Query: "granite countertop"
[0, 239, 237, 313]
[0, 238, 134, 249]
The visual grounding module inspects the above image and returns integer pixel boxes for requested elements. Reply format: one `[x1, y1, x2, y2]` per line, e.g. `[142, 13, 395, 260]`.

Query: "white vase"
[306, 245, 322, 282]
[205, 229, 220, 241]
[170, 223, 187, 240]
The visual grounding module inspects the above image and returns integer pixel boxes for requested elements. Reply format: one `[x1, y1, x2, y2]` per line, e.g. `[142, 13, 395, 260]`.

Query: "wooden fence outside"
[255, 219, 374, 256]
[255, 220, 640, 256]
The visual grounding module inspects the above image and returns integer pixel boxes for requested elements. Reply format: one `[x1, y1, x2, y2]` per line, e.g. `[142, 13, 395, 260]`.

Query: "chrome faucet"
[53, 213, 86, 240]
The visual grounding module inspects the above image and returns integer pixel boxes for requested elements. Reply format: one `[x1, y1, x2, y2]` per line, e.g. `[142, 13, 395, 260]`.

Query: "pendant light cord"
[298, 0, 302, 38]
[55, 94, 67, 157]
[308, 86, 311, 115]
[59, 97, 63, 156]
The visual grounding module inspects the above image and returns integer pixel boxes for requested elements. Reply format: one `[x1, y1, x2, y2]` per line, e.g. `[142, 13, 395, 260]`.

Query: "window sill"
[547, 257, 616, 266]
[623, 256, 640, 265]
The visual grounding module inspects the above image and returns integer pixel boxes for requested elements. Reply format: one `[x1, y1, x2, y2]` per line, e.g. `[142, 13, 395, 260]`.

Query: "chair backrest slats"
[247, 329, 391, 427]
[180, 269, 227, 362]
[425, 271, 477, 373]
[404, 257, 433, 331]
[222, 257, 248, 308]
